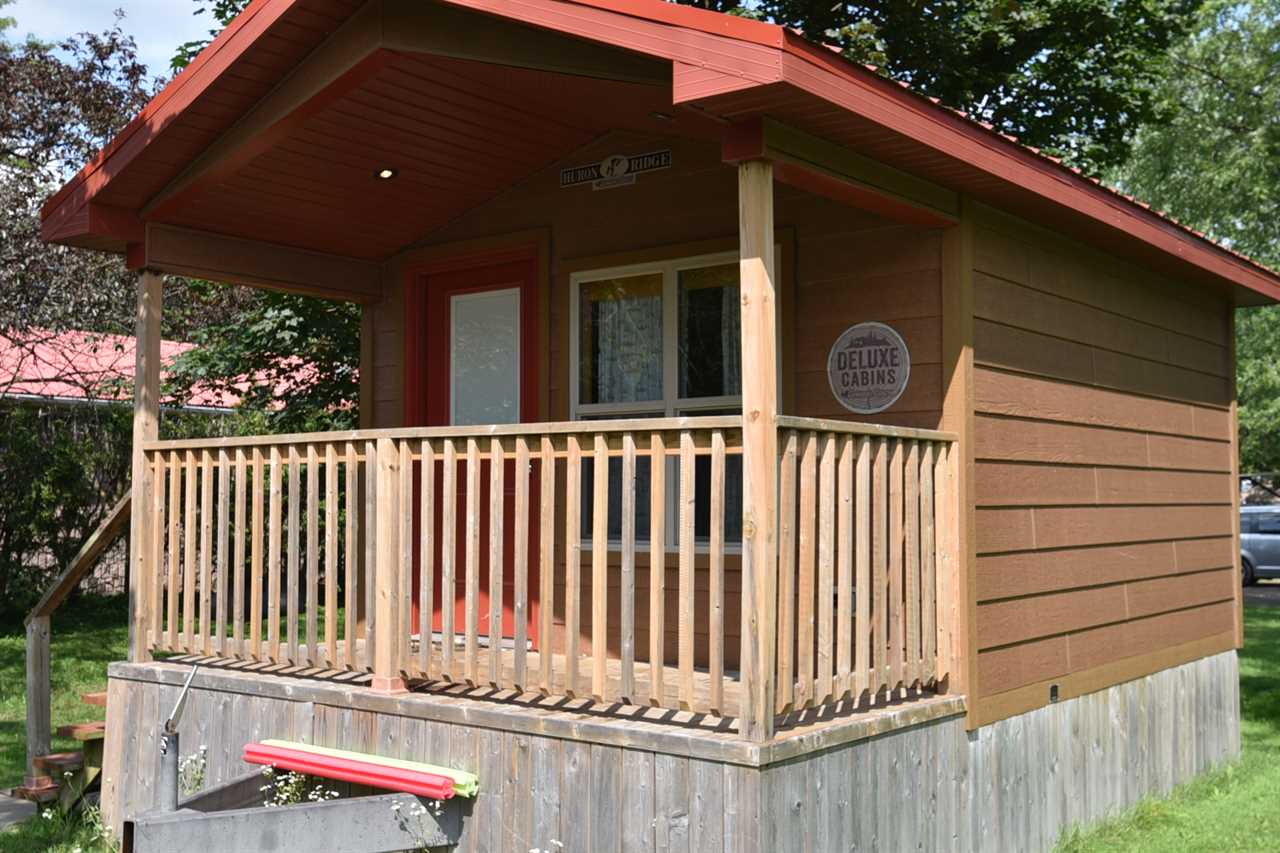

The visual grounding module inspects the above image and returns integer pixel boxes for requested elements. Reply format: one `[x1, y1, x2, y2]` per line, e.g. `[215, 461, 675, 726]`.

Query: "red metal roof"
[40, 0, 1280, 305]
[0, 329, 238, 410]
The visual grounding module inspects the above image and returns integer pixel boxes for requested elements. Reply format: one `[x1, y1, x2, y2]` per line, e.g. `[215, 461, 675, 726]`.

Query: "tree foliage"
[682, 0, 1202, 172]
[0, 6, 245, 611]
[165, 285, 361, 434]
[1110, 0, 1280, 472]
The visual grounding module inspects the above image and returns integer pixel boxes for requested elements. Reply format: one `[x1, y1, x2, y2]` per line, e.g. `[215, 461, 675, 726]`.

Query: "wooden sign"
[560, 150, 672, 190]
[827, 322, 911, 414]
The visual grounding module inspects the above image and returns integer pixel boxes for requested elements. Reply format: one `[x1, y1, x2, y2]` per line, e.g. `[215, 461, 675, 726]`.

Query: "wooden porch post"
[738, 159, 778, 742]
[371, 437, 406, 692]
[24, 616, 50, 787]
[129, 269, 162, 663]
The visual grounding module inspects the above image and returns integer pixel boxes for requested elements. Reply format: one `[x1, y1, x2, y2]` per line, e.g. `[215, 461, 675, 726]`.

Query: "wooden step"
[81, 691, 108, 708]
[34, 751, 84, 773]
[11, 782, 59, 804]
[57, 721, 106, 742]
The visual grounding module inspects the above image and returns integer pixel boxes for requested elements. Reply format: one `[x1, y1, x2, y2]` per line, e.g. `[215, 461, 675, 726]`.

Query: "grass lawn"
[1058, 602, 1280, 852]
[0, 596, 126, 789]
[0, 595, 126, 852]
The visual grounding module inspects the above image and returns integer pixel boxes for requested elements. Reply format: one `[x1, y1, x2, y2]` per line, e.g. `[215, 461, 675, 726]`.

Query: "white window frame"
[569, 248, 780, 550]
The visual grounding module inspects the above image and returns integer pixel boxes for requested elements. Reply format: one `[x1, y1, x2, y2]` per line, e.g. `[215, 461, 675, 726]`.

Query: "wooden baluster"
[888, 439, 905, 693]
[871, 438, 888, 696]
[816, 434, 836, 705]
[215, 449, 229, 657]
[199, 450, 213, 655]
[905, 441, 921, 688]
[775, 431, 797, 715]
[513, 437, 530, 691]
[920, 443, 936, 686]
[489, 437, 506, 689]
[441, 439, 456, 681]
[835, 435, 854, 700]
[538, 437, 555, 693]
[591, 433, 609, 703]
[796, 433, 817, 708]
[166, 451, 181, 651]
[363, 440, 378, 672]
[564, 434, 582, 698]
[252, 445, 267, 655]
[465, 438, 481, 686]
[619, 433, 637, 703]
[398, 440, 414, 676]
[183, 450, 197, 652]
[647, 432, 666, 707]
[283, 446, 297, 665]
[709, 429, 726, 716]
[678, 430, 695, 711]
[325, 444, 339, 668]
[272, 445, 288, 666]
[854, 437, 872, 699]
[342, 443, 358, 670]
[419, 440, 435, 680]
[307, 445, 322, 667]
[233, 448, 247, 658]
[150, 452, 164, 652]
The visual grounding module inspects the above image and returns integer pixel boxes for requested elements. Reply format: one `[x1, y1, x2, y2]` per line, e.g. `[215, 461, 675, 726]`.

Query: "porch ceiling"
[144, 51, 701, 260]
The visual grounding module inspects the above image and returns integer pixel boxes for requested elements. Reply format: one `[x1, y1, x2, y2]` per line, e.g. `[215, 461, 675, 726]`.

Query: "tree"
[164, 286, 361, 434]
[700, 0, 1205, 173]
[0, 7, 158, 614]
[1110, 0, 1280, 472]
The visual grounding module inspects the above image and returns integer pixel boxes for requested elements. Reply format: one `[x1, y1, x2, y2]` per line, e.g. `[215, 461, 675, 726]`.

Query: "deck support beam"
[129, 270, 162, 663]
[737, 159, 779, 742]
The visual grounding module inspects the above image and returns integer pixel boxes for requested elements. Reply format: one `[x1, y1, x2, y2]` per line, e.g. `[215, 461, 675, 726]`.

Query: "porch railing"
[136, 415, 957, 734]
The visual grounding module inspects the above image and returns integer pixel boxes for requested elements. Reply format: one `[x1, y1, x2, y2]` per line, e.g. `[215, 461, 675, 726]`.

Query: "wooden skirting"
[101, 650, 1237, 851]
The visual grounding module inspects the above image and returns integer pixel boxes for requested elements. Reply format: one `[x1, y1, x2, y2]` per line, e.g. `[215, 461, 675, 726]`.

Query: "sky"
[5, 0, 215, 77]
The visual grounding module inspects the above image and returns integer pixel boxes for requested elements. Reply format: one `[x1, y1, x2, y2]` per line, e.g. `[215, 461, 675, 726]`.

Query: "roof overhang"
[40, 0, 1280, 305]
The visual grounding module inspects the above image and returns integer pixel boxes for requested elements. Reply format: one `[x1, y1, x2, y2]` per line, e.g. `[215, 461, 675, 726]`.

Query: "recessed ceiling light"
[649, 111, 673, 122]
[376, 167, 398, 180]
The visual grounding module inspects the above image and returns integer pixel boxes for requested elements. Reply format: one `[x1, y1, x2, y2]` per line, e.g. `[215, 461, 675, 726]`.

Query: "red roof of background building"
[0, 330, 238, 410]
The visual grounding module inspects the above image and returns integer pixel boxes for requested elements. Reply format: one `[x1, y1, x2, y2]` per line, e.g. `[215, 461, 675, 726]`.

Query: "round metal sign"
[826, 322, 911, 415]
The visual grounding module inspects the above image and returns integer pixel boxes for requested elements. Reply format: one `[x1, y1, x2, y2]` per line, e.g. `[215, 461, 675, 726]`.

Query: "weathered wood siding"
[970, 205, 1239, 724]
[102, 650, 1238, 852]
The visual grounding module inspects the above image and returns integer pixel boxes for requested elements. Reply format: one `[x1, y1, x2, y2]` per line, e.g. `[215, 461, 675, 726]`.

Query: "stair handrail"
[24, 492, 132, 789]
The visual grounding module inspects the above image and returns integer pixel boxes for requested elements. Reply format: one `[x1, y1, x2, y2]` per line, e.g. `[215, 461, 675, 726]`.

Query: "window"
[571, 252, 765, 548]
[1259, 513, 1280, 535]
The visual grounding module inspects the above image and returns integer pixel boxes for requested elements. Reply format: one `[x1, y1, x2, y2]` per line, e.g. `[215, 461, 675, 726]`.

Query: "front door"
[406, 256, 540, 645]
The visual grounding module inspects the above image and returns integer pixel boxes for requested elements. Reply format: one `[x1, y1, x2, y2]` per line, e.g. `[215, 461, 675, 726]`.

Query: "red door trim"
[402, 242, 541, 428]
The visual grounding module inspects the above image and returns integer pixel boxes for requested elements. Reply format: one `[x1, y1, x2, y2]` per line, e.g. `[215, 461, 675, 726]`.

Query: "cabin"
[35, 0, 1272, 850]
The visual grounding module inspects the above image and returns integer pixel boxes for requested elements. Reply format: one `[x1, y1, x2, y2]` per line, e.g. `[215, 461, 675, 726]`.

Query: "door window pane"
[678, 263, 740, 399]
[579, 274, 664, 405]
[451, 288, 520, 426]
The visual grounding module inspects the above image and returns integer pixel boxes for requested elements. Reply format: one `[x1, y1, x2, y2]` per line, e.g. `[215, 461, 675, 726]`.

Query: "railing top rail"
[141, 415, 745, 452]
[776, 415, 958, 444]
